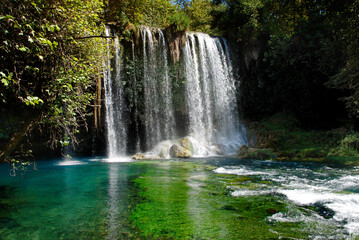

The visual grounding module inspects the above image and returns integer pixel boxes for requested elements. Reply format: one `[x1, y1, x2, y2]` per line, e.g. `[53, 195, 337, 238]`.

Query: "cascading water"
[141, 28, 160, 150]
[140, 27, 176, 150]
[183, 32, 247, 155]
[103, 27, 128, 159]
[103, 26, 247, 158]
[158, 30, 176, 141]
[131, 42, 141, 153]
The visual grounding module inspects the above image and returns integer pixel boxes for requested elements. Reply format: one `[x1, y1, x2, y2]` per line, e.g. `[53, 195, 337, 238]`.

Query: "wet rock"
[131, 153, 145, 160]
[169, 144, 192, 158]
[180, 137, 193, 153]
[308, 203, 335, 219]
[169, 137, 194, 158]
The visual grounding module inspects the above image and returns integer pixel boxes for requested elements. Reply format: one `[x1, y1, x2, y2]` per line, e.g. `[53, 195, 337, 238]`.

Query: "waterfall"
[158, 30, 176, 141]
[132, 42, 141, 153]
[140, 27, 176, 150]
[103, 26, 246, 158]
[103, 27, 128, 158]
[183, 32, 247, 155]
[183, 34, 208, 152]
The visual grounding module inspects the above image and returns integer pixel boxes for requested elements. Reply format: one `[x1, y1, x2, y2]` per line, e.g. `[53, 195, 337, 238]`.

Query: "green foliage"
[168, 11, 190, 32]
[106, 0, 176, 28]
[252, 112, 359, 165]
[240, 11, 346, 125]
[0, 0, 106, 160]
[187, 0, 213, 33]
[340, 133, 359, 152]
[212, 0, 267, 41]
[210, 0, 359, 124]
[329, 133, 359, 158]
[239, 148, 276, 160]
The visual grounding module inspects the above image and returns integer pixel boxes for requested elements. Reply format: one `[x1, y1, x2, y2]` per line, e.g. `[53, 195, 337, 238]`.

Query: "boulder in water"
[169, 137, 194, 158]
[180, 138, 193, 153]
[170, 144, 192, 158]
[131, 153, 145, 160]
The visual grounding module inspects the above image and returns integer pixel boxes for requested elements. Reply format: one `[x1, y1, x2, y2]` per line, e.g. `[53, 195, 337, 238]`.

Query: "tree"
[0, 0, 106, 164]
[324, 0, 359, 118]
[187, 0, 214, 33]
[107, 0, 176, 28]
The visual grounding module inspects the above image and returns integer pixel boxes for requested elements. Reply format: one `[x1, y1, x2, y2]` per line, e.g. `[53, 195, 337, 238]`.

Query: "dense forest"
[1, 0, 359, 167]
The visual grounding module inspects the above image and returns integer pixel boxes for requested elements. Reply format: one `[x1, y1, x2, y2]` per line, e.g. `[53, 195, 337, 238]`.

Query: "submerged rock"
[238, 145, 276, 160]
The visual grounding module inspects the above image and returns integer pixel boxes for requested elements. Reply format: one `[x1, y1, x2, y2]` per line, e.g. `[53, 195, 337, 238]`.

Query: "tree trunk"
[0, 111, 41, 162]
[94, 70, 102, 133]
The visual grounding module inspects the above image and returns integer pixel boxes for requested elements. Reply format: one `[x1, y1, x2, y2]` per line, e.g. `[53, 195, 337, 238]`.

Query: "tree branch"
[74, 35, 115, 40]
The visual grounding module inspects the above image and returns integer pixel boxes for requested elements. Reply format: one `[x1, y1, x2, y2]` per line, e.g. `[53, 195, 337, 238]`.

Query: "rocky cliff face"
[167, 30, 186, 64]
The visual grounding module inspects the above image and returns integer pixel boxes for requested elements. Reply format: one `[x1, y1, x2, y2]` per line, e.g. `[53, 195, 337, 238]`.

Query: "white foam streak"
[232, 190, 273, 197]
[214, 166, 270, 176]
[102, 157, 133, 163]
[56, 160, 87, 166]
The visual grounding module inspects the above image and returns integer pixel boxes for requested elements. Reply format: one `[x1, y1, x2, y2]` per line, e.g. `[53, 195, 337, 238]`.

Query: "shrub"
[340, 133, 359, 152]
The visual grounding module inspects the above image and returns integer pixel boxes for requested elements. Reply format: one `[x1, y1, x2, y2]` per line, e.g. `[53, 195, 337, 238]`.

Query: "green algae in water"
[129, 161, 307, 239]
[0, 158, 356, 239]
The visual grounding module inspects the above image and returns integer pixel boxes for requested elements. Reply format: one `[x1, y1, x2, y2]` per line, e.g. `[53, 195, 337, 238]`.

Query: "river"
[0, 157, 358, 239]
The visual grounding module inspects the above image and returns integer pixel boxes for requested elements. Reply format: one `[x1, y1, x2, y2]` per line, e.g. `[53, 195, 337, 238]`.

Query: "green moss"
[128, 161, 320, 239]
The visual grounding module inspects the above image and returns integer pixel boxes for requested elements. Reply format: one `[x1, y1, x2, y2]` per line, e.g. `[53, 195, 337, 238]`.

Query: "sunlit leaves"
[23, 96, 44, 107]
[0, 72, 12, 87]
[187, 0, 213, 33]
[0, 0, 106, 158]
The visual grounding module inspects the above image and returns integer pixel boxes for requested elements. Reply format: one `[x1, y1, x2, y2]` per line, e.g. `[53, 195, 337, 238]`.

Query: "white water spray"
[103, 27, 128, 159]
[183, 32, 247, 155]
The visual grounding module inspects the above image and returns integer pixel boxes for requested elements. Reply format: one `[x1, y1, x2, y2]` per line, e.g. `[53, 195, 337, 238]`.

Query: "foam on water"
[232, 189, 274, 197]
[328, 175, 359, 191]
[102, 157, 133, 163]
[214, 164, 359, 235]
[56, 160, 87, 166]
[214, 166, 271, 176]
